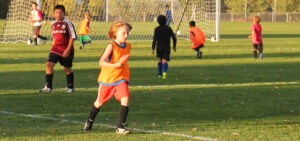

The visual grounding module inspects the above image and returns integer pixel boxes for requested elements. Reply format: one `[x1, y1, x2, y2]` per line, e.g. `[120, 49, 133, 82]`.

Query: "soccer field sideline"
[0, 110, 223, 141]
[0, 81, 299, 92]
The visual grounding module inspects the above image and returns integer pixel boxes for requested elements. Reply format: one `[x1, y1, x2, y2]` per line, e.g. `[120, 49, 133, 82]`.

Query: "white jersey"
[31, 9, 43, 26]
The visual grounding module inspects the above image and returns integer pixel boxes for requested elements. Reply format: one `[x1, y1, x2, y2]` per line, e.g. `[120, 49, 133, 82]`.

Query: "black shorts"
[156, 48, 170, 61]
[47, 53, 73, 68]
[194, 44, 204, 51]
[253, 44, 263, 50]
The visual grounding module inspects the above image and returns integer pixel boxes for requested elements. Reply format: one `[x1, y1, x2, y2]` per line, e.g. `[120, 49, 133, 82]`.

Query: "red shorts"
[96, 81, 130, 105]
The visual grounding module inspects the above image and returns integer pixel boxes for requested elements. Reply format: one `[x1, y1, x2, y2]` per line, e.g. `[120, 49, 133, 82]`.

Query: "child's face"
[115, 26, 130, 43]
[54, 9, 65, 21]
[84, 14, 89, 19]
[32, 4, 37, 10]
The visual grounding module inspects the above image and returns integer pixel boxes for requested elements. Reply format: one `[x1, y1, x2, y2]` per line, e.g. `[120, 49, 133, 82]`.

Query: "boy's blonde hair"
[107, 21, 132, 39]
[253, 16, 260, 23]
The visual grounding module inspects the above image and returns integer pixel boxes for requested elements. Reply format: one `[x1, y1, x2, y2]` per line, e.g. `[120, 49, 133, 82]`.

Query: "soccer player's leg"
[39, 53, 57, 93]
[32, 26, 40, 46]
[253, 44, 258, 59]
[79, 36, 84, 49]
[37, 25, 47, 43]
[84, 85, 115, 131]
[258, 44, 263, 59]
[162, 50, 170, 79]
[156, 49, 163, 78]
[115, 82, 130, 134]
[60, 58, 74, 93]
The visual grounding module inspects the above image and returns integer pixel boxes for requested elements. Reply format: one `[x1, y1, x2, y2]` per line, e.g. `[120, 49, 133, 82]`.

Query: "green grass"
[0, 22, 300, 141]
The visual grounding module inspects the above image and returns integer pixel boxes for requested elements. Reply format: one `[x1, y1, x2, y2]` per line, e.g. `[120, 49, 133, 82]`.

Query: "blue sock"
[163, 63, 168, 73]
[158, 62, 162, 75]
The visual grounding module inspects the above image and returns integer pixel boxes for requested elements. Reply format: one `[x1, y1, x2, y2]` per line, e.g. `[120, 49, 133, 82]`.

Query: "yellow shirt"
[97, 41, 131, 84]
[78, 19, 90, 35]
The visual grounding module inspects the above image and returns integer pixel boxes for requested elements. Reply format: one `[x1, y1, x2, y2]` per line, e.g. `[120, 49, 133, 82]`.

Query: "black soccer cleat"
[196, 51, 202, 59]
[83, 120, 93, 131]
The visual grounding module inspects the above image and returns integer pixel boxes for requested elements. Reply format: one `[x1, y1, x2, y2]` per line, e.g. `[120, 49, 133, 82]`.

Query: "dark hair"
[189, 21, 196, 27]
[165, 4, 169, 8]
[32, 2, 37, 6]
[54, 5, 66, 13]
[157, 15, 166, 26]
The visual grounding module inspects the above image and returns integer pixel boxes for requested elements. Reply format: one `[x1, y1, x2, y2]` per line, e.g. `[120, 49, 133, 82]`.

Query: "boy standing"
[165, 5, 173, 26]
[30, 2, 47, 46]
[39, 5, 77, 93]
[152, 15, 176, 79]
[189, 21, 205, 59]
[249, 16, 263, 59]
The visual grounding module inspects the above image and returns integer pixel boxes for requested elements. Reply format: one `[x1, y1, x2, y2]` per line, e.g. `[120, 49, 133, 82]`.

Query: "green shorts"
[79, 35, 91, 43]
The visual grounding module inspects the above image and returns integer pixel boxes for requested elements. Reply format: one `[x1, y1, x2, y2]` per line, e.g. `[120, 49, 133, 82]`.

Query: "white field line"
[0, 81, 299, 92]
[0, 110, 222, 141]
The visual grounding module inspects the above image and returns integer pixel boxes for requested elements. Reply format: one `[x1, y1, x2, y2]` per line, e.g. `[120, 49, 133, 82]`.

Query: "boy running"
[78, 12, 93, 49]
[249, 16, 263, 59]
[83, 21, 132, 134]
[189, 21, 205, 59]
[39, 5, 77, 93]
[30, 2, 47, 46]
[152, 15, 176, 79]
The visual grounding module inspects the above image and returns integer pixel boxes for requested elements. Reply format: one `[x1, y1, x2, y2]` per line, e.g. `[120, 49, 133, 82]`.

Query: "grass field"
[0, 22, 300, 141]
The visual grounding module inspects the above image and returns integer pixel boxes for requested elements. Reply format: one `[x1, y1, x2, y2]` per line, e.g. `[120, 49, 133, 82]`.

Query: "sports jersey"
[78, 19, 90, 35]
[31, 9, 43, 26]
[51, 18, 77, 58]
[98, 41, 131, 85]
[189, 26, 205, 49]
[152, 25, 176, 51]
[252, 23, 262, 44]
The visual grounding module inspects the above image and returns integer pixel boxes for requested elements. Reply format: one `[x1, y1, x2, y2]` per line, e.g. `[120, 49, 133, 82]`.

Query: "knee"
[120, 97, 129, 106]
[93, 101, 103, 108]
[64, 67, 72, 75]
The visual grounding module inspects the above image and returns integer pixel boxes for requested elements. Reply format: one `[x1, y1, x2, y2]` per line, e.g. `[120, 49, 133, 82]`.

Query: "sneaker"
[260, 53, 263, 59]
[116, 128, 131, 134]
[162, 72, 167, 79]
[83, 120, 93, 131]
[157, 75, 162, 79]
[67, 88, 74, 93]
[39, 85, 53, 93]
[197, 51, 202, 59]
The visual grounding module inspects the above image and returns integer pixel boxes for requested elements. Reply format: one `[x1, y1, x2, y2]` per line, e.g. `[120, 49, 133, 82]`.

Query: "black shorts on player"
[156, 48, 170, 61]
[253, 44, 263, 51]
[47, 53, 73, 68]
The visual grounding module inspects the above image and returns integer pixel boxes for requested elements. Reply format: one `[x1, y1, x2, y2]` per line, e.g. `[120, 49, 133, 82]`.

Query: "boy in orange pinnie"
[189, 21, 205, 59]
[78, 12, 93, 49]
[83, 21, 132, 134]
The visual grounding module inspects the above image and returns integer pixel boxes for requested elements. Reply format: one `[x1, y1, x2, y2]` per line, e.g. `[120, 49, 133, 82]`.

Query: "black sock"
[117, 106, 129, 128]
[87, 105, 100, 122]
[45, 74, 53, 89]
[253, 51, 257, 58]
[34, 38, 37, 45]
[38, 35, 47, 40]
[66, 72, 74, 89]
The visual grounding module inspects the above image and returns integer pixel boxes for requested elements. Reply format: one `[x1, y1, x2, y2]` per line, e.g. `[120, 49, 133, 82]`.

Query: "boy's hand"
[173, 48, 176, 52]
[248, 35, 252, 39]
[62, 49, 70, 58]
[115, 62, 122, 67]
[152, 50, 154, 55]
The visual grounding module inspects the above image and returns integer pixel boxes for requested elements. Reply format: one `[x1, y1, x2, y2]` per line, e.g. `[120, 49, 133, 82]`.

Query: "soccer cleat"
[196, 51, 202, 59]
[39, 85, 53, 93]
[116, 128, 131, 134]
[83, 120, 93, 131]
[260, 53, 263, 59]
[162, 72, 167, 79]
[67, 88, 74, 93]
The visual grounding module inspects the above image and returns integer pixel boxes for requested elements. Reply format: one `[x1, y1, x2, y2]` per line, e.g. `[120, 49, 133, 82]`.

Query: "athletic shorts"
[47, 53, 73, 68]
[96, 81, 130, 105]
[156, 48, 170, 61]
[253, 44, 263, 50]
[79, 35, 91, 43]
[194, 44, 204, 51]
[33, 26, 41, 35]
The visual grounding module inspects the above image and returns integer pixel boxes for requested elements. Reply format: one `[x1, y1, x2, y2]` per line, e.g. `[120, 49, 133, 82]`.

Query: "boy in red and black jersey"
[39, 5, 77, 93]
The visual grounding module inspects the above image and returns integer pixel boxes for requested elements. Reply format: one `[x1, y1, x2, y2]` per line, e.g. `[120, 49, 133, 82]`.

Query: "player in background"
[83, 21, 132, 134]
[78, 12, 94, 49]
[30, 2, 47, 46]
[249, 16, 263, 59]
[39, 5, 77, 93]
[189, 21, 206, 59]
[165, 5, 173, 26]
[152, 15, 176, 79]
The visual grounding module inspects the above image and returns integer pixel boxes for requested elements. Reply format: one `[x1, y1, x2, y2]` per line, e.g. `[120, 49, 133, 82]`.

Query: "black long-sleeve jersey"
[152, 25, 177, 51]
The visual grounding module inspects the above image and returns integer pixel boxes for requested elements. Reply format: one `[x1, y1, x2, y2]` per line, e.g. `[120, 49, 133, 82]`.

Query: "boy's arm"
[62, 38, 74, 58]
[152, 29, 158, 54]
[99, 44, 122, 68]
[171, 29, 177, 52]
[190, 32, 196, 44]
[63, 21, 77, 58]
